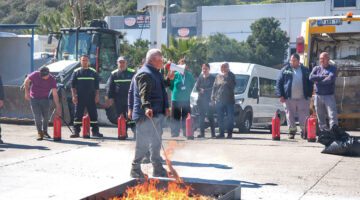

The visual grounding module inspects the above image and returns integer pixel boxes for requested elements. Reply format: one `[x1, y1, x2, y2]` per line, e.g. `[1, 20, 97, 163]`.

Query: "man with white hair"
[130, 49, 170, 178]
[309, 52, 338, 131]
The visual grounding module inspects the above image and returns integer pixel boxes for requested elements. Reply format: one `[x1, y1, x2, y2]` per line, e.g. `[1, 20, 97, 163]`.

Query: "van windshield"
[234, 74, 249, 94]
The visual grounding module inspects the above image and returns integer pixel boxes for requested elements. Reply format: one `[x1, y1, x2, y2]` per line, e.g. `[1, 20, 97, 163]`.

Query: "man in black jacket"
[0, 76, 4, 143]
[106, 56, 135, 138]
[195, 63, 215, 138]
[276, 53, 313, 139]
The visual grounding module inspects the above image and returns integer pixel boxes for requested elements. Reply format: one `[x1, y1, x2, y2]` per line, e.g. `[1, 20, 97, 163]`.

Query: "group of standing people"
[0, 48, 339, 179]
[276, 52, 338, 139]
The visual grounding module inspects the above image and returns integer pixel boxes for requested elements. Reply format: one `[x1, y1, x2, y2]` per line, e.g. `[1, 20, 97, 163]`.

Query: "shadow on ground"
[182, 177, 278, 189]
[53, 139, 100, 147]
[170, 160, 232, 169]
[0, 143, 50, 150]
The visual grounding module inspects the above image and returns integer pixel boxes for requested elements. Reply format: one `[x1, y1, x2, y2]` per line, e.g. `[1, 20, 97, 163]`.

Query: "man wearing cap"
[106, 56, 135, 138]
[24, 66, 62, 140]
[70, 55, 103, 138]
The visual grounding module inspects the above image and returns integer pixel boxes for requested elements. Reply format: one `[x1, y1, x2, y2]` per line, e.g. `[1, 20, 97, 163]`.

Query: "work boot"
[215, 134, 225, 139]
[288, 133, 295, 139]
[70, 132, 80, 138]
[92, 131, 103, 138]
[130, 164, 145, 179]
[152, 163, 168, 177]
[227, 133, 232, 139]
[37, 131, 44, 141]
[43, 131, 51, 139]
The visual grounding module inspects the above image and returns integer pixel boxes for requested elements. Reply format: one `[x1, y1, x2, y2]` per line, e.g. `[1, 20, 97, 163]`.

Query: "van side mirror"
[47, 35, 53, 44]
[91, 33, 100, 45]
[250, 88, 259, 99]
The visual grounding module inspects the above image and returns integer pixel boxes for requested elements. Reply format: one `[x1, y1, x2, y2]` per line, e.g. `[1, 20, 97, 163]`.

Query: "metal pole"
[166, 0, 169, 47]
[30, 28, 34, 72]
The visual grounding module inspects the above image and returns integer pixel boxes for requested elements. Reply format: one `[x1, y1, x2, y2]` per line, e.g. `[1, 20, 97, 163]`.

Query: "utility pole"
[138, 0, 165, 49]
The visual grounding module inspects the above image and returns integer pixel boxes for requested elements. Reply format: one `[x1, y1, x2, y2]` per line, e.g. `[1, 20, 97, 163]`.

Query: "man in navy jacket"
[276, 53, 313, 139]
[309, 52, 338, 131]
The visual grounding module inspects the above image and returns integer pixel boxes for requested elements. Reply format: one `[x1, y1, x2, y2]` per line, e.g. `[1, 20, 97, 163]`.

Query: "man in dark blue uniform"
[70, 55, 103, 138]
[106, 56, 135, 138]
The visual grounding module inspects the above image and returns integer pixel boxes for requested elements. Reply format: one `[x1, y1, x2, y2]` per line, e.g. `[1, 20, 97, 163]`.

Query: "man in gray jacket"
[211, 63, 236, 139]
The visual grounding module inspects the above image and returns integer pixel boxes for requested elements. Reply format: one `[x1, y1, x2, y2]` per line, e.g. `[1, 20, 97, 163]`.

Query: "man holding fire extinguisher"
[276, 53, 313, 139]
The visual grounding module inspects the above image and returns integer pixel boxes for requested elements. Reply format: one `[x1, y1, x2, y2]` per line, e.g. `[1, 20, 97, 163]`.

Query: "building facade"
[105, 0, 360, 54]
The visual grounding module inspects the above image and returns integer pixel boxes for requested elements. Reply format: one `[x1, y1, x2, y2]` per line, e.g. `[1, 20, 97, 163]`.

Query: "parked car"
[190, 62, 286, 133]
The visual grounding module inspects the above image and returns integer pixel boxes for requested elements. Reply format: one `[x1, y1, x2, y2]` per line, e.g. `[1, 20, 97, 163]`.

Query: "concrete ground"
[0, 123, 359, 200]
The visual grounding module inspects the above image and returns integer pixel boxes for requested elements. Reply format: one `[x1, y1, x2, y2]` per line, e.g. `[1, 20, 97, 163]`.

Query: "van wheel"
[240, 113, 252, 133]
[105, 105, 118, 125]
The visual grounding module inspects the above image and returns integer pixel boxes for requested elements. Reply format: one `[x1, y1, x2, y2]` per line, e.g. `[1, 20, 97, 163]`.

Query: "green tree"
[207, 33, 250, 63]
[246, 17, 289, 67]
[161, 36, 207, 75]
[120, 39, 150, 69]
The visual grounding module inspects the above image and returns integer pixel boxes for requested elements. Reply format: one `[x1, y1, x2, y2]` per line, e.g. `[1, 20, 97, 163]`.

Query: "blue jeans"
[216, 103, 234, 136]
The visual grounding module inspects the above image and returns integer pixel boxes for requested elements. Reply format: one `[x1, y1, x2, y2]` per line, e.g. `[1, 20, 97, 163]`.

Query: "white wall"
[201, 0, 360, 44]
[0, 37, 31, 85]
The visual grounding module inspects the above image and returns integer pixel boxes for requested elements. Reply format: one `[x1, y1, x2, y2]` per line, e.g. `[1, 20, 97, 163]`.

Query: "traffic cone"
[186, 113, 194, 140]
[307, 115, 317, 142]
[53, 116, 62, 141]
[271, 112, 281, 140]
[82, 115, 90, 138]
[118, 115, 127, 140]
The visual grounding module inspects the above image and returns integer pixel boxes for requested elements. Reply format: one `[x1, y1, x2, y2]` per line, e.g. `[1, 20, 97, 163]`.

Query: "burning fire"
[111, 140, 215, 199]
[110, 178, 215, 200]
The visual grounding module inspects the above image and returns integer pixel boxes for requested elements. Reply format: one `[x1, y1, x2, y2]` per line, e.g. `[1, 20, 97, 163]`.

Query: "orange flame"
[110, 178, 214, 200]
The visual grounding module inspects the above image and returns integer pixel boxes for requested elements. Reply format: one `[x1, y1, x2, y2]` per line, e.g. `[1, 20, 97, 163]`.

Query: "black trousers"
[73, 97, 98, 133]
[171, 101, 190, 136]
[198, 100, 215, 136]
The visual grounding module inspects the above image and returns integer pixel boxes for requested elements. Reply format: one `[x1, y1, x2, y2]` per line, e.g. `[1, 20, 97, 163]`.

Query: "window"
[57, 32, 91, 61]
[259, 78, 277, 98]
[248, 77, 258, 98]
[234, 75, 250, 94]
[334, 0, 356, 7]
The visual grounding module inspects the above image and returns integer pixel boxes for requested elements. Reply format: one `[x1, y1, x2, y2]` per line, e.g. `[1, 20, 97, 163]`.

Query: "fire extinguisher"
[271, 112, 281, 141]
[186, 113, 194, 140]
[53, 116, 62, 141]
[118, 115, 127, 140]
[307, 115, 317, 142]
[82, 115, 90, 138]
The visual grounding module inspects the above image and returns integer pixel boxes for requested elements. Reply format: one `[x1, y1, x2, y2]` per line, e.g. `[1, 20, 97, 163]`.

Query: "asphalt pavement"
[0, 123, 359, 200]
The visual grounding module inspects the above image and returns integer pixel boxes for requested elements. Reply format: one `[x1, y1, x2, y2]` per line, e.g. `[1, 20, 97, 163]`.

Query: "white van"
[190, 62, 286, 132]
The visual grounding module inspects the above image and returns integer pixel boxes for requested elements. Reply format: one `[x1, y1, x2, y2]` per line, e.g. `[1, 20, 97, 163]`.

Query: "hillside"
[0, 0, 323, 25]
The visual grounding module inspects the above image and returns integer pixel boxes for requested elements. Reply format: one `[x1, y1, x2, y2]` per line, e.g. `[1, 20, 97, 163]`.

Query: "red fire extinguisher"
[53, 116, 62, 141]
[82, 115, 90, 138]
[118, 115, 127, 140]
[271, 112, 281, 140]
[307, 115, 317, 142]
[186, 113, 194, 140]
